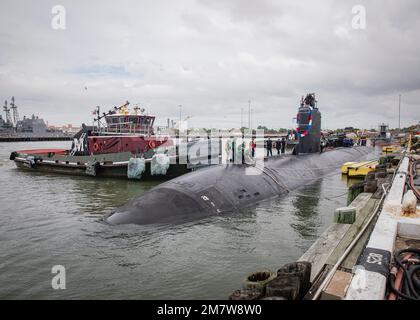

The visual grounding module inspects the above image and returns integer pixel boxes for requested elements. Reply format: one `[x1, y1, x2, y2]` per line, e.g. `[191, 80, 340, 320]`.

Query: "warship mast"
[10, 96, 19, 127]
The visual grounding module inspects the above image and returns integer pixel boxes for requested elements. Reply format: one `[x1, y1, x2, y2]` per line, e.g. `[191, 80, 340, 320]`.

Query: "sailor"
[320, 136, 326, 153]
[266, 137, 273, 157]
[231, 138, 236, 162]
[275, 138, 281, 155]
[225, 138, 233, 163]
[241, 141, 245, 164]
[250, 138, 256, 158]
[281, 137, 286, 154]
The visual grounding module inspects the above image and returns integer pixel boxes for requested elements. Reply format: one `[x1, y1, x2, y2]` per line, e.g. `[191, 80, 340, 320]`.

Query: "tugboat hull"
[11, 149, 188, 180]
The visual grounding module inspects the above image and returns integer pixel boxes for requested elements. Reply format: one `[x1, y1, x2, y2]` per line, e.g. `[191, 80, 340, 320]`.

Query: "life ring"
[148, 140, 157, 149]
[93, 142, 101, 152]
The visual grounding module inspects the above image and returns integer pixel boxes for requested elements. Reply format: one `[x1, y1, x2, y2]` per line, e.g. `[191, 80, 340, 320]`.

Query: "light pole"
[250, 108, 253, 132]
[248, 100, 251, 129]
[241, 108, 243, 129]
[398, 94, 401, 131]
[178, 104, 182, 125]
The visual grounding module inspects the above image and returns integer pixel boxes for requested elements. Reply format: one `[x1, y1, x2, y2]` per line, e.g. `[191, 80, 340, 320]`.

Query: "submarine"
[107, 94, 373, 225]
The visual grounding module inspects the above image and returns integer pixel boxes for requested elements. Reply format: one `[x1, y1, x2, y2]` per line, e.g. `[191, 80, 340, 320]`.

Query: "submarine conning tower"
[296, 93, 321, 154]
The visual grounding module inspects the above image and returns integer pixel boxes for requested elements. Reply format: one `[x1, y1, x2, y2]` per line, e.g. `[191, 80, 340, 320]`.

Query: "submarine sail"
[296, 93, 321, 154]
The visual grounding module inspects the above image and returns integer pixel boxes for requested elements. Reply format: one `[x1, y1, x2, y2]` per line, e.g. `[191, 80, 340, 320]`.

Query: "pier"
[0, 135, 72, 142]
[230, 148, 420, 300]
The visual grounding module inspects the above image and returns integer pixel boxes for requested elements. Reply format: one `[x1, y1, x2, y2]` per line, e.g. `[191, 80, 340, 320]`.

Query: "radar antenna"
[10, 96, 19, 127]
[3, 100, 12, 124]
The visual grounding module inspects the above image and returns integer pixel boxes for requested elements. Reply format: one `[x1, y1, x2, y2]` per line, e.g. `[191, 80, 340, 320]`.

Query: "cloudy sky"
[0, 0, 419, 129]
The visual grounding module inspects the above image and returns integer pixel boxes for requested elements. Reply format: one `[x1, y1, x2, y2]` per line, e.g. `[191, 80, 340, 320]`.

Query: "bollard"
[402, 190, 417, 216]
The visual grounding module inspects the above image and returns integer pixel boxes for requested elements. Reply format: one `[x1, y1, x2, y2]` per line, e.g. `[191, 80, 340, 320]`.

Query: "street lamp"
[248, 100, 251, 129]
[250, 108, 253, 132]
[398, 94, 401, 131]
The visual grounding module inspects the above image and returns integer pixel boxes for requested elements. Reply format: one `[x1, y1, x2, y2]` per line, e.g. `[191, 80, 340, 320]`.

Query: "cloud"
[0, 0, 419, 129]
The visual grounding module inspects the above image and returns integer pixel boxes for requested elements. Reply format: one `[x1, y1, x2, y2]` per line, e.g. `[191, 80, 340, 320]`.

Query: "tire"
[364, 180, 377, 193]
[375, 171, 387, 179]
[243, 270, 277, 294]
[365, 172, 376, 181]
[275, 262, 312, 299]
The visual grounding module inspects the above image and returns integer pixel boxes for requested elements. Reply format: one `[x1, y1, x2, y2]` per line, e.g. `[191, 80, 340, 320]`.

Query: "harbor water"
[0, 141, 373, 299]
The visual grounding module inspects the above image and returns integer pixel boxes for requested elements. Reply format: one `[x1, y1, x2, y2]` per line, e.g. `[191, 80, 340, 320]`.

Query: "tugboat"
[10, 101, 188, 180]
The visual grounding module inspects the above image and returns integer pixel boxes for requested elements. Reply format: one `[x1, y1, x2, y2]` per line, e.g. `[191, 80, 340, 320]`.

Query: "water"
[0, 141, 365, 299]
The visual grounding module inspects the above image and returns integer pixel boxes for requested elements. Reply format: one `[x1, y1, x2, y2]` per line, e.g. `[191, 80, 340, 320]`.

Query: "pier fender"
[229, 289, 262, 300]
[151, 153, 170, 176]
[264, 262, 312, 300]
[9, 151, 17, 161]
[85, 160, 100, 176]
[127, 158, 146, 180]
[347, 182, 365, 205]
[364, 180, 378, 193]
[242, 270, 276, 294]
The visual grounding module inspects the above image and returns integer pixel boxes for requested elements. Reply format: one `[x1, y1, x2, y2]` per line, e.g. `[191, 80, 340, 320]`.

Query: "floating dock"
[0, 135, 72, 142]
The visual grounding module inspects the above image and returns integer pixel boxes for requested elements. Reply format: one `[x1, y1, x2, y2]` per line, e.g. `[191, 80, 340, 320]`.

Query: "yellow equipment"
[341, 162, 357, 174]
[348, 161, 378, 177]
[341, 160, 378, 177]
[382, 145, 400, 154]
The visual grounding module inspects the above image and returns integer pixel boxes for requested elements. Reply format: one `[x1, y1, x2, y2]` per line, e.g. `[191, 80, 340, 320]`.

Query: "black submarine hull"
[107, 146, 373, 225]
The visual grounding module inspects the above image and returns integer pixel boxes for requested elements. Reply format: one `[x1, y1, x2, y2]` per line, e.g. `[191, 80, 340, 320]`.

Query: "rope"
[408, 157, 420, 200]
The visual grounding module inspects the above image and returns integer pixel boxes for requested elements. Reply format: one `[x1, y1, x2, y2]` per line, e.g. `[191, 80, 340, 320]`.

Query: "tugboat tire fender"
[148, 140, 157, 149]
[93, 143, 101, 152]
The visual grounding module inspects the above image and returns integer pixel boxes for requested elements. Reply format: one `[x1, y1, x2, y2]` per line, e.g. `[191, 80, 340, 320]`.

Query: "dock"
[230, 149, 420, 300]
[0, 135, 72, 142]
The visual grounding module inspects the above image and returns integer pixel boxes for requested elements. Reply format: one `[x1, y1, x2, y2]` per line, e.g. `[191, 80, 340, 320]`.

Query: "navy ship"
[107, 93, 373, 225]
[1, 97, 49, 135]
